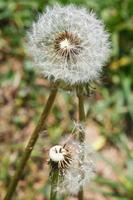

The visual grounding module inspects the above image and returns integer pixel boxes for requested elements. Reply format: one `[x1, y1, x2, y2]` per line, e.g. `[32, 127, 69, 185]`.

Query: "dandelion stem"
[4, 87, 58, 200]
[77, 86, 85, 141]
[50, 167, 59, 200]
[77, 86, 86, 200]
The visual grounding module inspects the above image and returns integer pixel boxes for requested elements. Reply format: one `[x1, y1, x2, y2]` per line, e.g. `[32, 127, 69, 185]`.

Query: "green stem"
[77, 86, 85, 141]
[50, 167, 59, 200]
[77, 86, 86, 200]
[4, 87, 58, 200]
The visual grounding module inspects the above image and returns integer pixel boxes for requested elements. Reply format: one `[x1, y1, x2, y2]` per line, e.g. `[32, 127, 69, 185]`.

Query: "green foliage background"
[0, 0, 133, 199]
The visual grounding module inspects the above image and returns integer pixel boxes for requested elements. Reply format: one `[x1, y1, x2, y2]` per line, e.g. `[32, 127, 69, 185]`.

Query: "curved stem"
[4, 87, 58, 200]
[77, 86, 86, 200]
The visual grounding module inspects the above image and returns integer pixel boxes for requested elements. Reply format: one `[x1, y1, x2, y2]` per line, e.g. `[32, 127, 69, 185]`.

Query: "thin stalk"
[4, 87, 58, 200]
[77, 86, 86, 200]
[50, 167, 59, 200]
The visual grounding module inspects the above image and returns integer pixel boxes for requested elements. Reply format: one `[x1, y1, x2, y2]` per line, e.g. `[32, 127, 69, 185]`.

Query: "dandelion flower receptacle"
[49, 145, 72, 171]
[28, 4, 110, 85]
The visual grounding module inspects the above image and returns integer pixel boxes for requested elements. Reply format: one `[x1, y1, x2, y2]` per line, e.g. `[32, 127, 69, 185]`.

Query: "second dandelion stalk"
[77, 86, 86, 200]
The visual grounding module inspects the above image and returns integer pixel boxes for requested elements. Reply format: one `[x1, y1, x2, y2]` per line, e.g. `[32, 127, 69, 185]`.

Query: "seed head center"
[54, 31, 82, 61]
[60, 38, 71, 49]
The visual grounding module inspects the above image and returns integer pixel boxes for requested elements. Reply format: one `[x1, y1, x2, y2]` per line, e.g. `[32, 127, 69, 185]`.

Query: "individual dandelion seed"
[27, 4, 110, 85]
[49, 145, 72, 172]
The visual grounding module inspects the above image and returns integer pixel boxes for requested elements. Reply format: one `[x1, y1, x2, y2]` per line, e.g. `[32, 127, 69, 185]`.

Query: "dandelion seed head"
[27, 4, 110, 85]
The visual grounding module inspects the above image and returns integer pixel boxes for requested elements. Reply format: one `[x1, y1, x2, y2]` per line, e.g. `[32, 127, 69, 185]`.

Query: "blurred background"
[0, 0, 133, 199]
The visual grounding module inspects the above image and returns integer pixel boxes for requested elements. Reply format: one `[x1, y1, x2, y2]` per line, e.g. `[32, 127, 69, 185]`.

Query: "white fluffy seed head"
[27, 4, 110, 85]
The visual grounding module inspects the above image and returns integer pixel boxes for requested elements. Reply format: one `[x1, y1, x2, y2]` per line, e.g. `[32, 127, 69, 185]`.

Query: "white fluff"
[27, 4, 110, 85]
[58, 141, 95, 195]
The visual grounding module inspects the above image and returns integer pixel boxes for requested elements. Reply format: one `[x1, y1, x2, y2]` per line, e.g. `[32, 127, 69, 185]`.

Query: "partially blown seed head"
[27, 4, 110, 85]
[51, 141, 95, 195]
